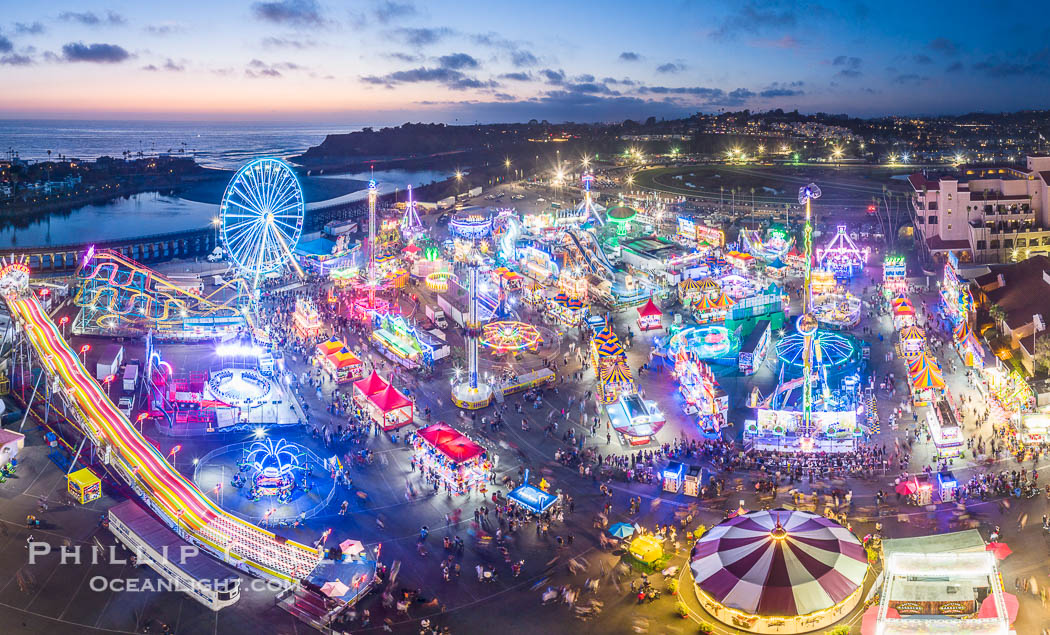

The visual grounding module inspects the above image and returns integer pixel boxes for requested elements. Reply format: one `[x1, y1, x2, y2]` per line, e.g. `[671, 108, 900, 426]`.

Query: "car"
[118, 397, 133, 418]
[537, 197, 546, 202]
[511, 194, 525, 200]
[206, 247, 225, 263]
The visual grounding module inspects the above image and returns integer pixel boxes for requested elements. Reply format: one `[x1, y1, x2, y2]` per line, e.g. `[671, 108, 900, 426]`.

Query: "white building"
[909, 155, 1050, 264]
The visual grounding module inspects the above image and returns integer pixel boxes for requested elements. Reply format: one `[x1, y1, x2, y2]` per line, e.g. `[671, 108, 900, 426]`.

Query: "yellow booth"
[629, 533, 664, 566]
[67, 468, 102, 504]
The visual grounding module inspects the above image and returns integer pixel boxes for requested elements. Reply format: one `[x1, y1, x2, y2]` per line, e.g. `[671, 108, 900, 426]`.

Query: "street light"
[79, 344, 90, 365]
[211, 216, 220, 249]
[169, 444, 182, 469]
[136, 412, 148, 433]
[59, 315, 69, 337]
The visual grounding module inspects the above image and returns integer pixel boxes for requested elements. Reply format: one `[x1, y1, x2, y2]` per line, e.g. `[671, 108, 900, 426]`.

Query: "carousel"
[690, 509, 868, 634]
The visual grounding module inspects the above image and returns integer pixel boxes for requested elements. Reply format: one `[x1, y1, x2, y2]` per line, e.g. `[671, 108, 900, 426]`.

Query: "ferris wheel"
[219, 158, 304, 283]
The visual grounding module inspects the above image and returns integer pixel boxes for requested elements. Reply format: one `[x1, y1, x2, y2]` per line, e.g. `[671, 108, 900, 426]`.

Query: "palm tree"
[989, 303, 1006, 329]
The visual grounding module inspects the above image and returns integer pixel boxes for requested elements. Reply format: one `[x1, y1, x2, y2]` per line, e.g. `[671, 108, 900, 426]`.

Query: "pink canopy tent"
[986, 541, 1013, 560]
[978, 593, 1018, 623]
[860, 605, 900, 635]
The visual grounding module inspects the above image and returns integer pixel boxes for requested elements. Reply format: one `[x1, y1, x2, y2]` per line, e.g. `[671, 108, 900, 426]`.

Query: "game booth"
[891, 295, 917, 329]
[354, 374, 414, 431]
[672, 347, 727, 435]
[370, 313, 445, 370]
[724, 250, 754, 271]
[952, 322, 984, 367]
[908, 352, 945, 407]
[692, 292, 734, 324]
[590, 322, 635, 404]
[927, 397, 964, 459]
[690, 509, 867, 634]
[883, 254, 907, 297]
[293, 297, 324, 340]
[548, 293, 587, 326]
[315, 338, 364, 384]
[636, 297, 663, 331]
[507, 470, 558, 515]
[67, 468, 102, 504]
[678, 277, 721, 304]
[1019, 412, 1050, 445]
[413, 423, 491, 496]
[897, 325, 926, 360]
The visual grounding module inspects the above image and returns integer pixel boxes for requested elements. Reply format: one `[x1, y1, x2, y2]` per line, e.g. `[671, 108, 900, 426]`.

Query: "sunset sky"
[0, 0, 1047, 123]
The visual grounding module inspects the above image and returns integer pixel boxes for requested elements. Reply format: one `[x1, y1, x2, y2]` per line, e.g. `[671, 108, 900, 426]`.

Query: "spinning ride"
[242, 438, 304, 500]
[666, 325, 739, 361]
[817, 225, 868, 279]
[741, 227, 794, 263]
[690, 509, 867, 634]
[480, 321, 543, 354]
[220, 158, 305, 286]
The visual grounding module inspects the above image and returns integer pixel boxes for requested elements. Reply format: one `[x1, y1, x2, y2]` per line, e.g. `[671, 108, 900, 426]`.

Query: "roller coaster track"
[6, 293, 320, 582]
[73, 249, 248, 326]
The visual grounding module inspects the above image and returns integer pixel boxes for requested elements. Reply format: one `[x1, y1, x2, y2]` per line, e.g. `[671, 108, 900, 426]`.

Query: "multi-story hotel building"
[909, 156, 1050, 265]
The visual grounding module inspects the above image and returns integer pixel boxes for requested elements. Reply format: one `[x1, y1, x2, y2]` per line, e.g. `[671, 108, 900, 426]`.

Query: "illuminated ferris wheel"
[219, 158, 304, 284]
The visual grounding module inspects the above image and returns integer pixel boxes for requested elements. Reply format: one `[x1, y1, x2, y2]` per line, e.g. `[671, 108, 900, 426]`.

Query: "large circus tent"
[689, 509, 869, 634]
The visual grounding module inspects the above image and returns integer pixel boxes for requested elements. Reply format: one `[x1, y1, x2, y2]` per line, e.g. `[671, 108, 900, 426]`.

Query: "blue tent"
[507, 483, 557, 514]
[608, 522, 635, 539]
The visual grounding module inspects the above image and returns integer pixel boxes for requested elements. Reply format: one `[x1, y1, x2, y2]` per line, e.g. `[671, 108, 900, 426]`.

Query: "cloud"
[142, 58, 185, 72]
[373, 1, 417, 23]
[972, 50, 1050, 77]
[362, 66, 497, 90]
[500, 72, 531, 81]
[945, 61, 963, 73]
[0, 35, 10, 53]
[145, 23, 185, 36]
[540, 68, 565, 84]
[758, 82, 804, 97]
[619, 51, 641, 61]
[712, 1, 799, 39]
[0, 53, 32, 65]
[385, 51, 421, 62]
[251, 0, 324, 27]
[749, 35, 799, 49]
[892, 74, 927, 84]
[511, 50, 538, 67]
[438, 52, 479, 70]
[245, 58, 304, 78]
[262, 36, 315, 49]
[14, 22, 45, 35]
[913, 54, 932, 65]
[61, 42, 130, 63]
[603, 77, 637, 86]
[639, 85, 725, 98]
[832, 55, 862, 78]
[927, 37, 959, 56]
[656, 62, 686, 74]
[390, 27, 453, 46]
[58, 11, 125, 26]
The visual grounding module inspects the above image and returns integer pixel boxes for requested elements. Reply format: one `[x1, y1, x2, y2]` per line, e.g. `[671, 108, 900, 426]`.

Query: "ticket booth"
[937, 471, 958, 502]
[662, 461, 685, 493]
[67, 468, 102, 504]
[683, 465, 702, 497]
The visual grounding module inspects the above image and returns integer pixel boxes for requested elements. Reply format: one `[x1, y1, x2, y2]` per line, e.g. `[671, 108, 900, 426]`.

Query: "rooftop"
[978, 255, 1050, 329]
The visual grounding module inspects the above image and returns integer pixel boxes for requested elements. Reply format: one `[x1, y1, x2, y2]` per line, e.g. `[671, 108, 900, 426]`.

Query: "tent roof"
[368, 384, 412, 411]
[417, 423, 484, 463]
[637, 298, 662, 317]
[329, 347, 362, 368]
[354, 371, 389, 395]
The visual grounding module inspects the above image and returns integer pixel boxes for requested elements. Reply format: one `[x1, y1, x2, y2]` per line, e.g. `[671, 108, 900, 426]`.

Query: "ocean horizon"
[0, 119, 371, 170]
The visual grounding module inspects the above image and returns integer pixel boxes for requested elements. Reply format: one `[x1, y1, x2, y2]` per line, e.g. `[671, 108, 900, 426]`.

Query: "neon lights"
[219, 158, 304, 283]
[425, 271, 456, 292]
[480, 321, 543, 353]
[816, 225, 868, 278]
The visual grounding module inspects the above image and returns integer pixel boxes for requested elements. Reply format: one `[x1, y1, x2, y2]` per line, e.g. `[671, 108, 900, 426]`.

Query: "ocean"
[0, 119, 365, 169]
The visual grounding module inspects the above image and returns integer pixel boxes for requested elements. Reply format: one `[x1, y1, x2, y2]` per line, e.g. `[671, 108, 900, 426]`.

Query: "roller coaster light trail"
[6, 292, 320, 582]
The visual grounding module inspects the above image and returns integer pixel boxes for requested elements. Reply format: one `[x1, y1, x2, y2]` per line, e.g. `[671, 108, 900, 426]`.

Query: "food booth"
[908, 352, 945, 406]
[683, 465, 703, 497]
[413, 423, 491, 495]
[292, 297, 324, 340]
[928, 397, 963, 459]
[364, 384, 414, 431]
[635, 297, 663, 331]
[897, 324, 926, 360]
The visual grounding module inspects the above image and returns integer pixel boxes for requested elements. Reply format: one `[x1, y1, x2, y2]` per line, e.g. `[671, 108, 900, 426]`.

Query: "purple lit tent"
[690, 509, 867, 618]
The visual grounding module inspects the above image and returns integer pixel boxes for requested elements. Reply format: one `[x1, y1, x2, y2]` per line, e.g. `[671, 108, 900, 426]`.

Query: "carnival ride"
[690, 509, 867, 634]
[219, 158, 305, 287]
[480, 321, 543, 354]
[73, 248, 249, 336]
[741, 226, 794, 263]
[452, 264, 494, 409]
[492, 210, 522, 264]
[242, 438, 304, 499]
[5, 288, 323, 582]
[816, 225, 868, 278]
[605, 204, 639, 237]
[563, 227, 616, 280]
[665, 325, 740, 361]
[576, 174, 605, 226]
[400, 184, 425, 239]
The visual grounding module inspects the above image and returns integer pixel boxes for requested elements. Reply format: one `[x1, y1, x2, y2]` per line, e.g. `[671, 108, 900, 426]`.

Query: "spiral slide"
[8, 294, 320, 582]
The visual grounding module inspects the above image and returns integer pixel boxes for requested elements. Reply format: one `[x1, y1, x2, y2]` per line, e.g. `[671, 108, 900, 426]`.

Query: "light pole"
[59, 315, 69, 338]
[79, 344, 90, 365]
[211, 216, 220, 252]
[136, 412, 148, 434]
[169, 444, 182, 469]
